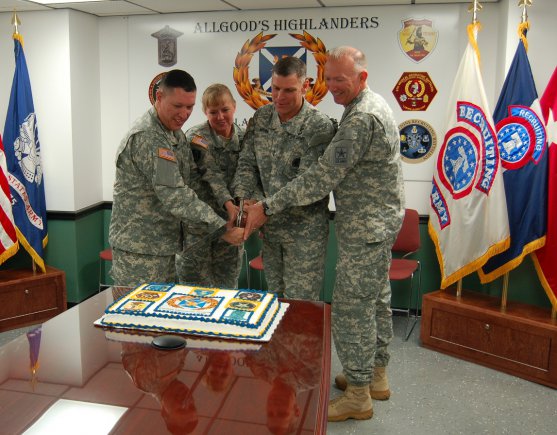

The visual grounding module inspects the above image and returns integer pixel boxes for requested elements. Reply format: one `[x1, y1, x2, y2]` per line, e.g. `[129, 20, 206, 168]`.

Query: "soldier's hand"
[224, 200, 239, 226]
[243, 198, 258, 206]
[221, 226, 244, 246]
[243, 202, 268, 241]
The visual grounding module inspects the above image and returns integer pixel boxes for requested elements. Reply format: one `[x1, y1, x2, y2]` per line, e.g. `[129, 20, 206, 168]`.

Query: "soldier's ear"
[359, 70, 368, 84]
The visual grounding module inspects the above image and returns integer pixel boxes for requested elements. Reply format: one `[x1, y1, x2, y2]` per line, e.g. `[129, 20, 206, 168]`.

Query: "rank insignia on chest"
[191, 134, 209, 150]
[158, 147, 177, 162]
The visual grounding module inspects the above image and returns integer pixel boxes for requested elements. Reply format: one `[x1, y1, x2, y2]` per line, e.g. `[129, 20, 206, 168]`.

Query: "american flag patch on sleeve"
[158, 148, 177, 162]
[191, 134, 209, 149]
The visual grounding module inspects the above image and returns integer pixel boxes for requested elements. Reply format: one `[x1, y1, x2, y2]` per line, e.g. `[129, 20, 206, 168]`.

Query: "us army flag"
[479, 33, 548, 283]
[429, 23, 510, 289]
[532, 66, 557, 310]
[3, 32, 48, 272]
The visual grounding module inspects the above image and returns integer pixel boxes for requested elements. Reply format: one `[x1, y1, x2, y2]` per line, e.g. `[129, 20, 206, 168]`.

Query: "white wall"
[99, 16, 129, 201]
[0, 10, 74, 211]
[1, 1, 556, 214]
[69, 10, 103, 210]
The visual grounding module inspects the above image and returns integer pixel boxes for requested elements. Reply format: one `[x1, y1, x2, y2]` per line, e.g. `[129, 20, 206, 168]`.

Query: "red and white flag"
[428, 24, 510, 288]
[0, 134, 19, 264]
[532, 66, 557, 310]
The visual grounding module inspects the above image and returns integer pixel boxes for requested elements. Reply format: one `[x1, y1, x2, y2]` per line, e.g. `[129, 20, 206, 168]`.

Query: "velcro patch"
[158, 148, 177, 162]
[191, 134, 209, 149]
[333, 144, 351, 167]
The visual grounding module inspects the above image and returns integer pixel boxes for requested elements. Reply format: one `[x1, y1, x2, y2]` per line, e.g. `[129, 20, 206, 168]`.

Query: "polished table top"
[0, 288, 331, 434]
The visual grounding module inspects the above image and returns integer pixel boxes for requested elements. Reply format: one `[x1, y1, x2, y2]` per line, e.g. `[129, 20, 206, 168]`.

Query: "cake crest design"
[95, 283, 288, 342]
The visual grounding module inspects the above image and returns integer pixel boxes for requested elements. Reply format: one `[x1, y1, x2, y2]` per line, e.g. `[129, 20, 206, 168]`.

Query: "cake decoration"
[95, 283, 288, 342]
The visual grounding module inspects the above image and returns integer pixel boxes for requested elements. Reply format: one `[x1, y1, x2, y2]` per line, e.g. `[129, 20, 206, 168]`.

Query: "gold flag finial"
[467, 0, 483, 24]
[519, 0, 532, 24]
[11, 10, 21, 34]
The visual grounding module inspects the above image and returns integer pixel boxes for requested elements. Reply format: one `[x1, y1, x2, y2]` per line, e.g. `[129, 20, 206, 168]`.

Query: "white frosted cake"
[95, 283, 288, 342]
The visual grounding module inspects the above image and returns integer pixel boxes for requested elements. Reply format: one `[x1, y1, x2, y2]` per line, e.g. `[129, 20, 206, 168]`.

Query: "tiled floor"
[327, 317, 557, 434]
[1, 317, 555, 434]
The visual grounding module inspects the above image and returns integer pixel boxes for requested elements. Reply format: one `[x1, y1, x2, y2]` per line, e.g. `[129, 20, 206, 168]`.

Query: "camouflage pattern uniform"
[109, 107, 225, 287]
[175, 121, 245, 288]
[232, 101, 336, 300]
[264, 88, 405, 386]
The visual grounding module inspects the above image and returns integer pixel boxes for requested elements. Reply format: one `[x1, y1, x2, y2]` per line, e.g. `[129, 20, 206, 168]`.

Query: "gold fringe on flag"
[467, 22, 482, 65]
[517, 21, 529, 52]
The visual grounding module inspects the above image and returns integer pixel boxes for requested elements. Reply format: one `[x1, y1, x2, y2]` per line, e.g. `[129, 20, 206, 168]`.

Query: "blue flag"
[3, 34, 48, 272]
[479, 36, 548, 283]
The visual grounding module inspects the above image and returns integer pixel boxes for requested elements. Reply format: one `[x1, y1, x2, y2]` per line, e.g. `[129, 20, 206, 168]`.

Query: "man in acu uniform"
[231, 56, 336, 300]
[244, 46, 405, 422]
[109, 70, 243, 287]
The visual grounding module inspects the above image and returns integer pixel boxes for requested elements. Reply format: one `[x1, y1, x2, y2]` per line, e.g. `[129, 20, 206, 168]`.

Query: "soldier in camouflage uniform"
[243, 47, 404, 422]
[109, 70, 243, 288]
[231, 56, 336, 300]
[175, 84, 245, 288]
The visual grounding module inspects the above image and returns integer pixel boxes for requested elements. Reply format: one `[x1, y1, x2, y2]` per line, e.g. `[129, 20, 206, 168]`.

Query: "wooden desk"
[0, 288, 330, 434]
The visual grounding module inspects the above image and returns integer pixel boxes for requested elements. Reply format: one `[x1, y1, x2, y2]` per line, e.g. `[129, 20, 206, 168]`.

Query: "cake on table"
[95, 283, 288, 342]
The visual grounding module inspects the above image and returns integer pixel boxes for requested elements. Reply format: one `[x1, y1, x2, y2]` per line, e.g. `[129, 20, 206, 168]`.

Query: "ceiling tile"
[228, 0, 323, 10]
[321, 0, 411, 5]
[44, 1, 153, 16]
[0, 0, 51, 13]
[131, 0, 237, 13]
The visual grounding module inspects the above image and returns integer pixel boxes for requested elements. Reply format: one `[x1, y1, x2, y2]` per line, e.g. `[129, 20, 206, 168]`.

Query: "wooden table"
[0, 287, 331, 434]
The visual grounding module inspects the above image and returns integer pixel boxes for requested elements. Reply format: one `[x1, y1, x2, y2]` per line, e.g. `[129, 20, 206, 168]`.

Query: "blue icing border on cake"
[100, 299, 282, 340]
[105, 284, 277, 330]
[104, 282, 176, 314]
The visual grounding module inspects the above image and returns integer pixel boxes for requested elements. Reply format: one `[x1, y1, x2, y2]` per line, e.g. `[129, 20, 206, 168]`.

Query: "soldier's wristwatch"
[262, 201, 272, 216]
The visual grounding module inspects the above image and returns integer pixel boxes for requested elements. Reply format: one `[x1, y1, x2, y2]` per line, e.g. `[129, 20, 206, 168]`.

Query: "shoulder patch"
[158, 147, 177, 162]
[191, 134, 209, 150]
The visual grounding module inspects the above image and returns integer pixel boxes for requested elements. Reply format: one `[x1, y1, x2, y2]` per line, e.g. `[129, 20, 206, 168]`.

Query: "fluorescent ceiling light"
[23, 399, 127, 435]
[33, 1, 105, 4]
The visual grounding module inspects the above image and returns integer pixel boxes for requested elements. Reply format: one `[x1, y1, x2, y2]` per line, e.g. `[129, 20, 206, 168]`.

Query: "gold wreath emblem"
[233, 31, 328, 110]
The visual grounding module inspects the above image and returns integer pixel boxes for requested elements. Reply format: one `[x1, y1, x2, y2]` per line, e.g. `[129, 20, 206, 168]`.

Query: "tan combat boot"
[328, 384, 373, 422]
[334, 366, 391, 400]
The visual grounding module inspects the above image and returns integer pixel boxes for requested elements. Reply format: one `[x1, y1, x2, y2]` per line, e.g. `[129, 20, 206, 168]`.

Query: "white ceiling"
[1, 0, 500, 17]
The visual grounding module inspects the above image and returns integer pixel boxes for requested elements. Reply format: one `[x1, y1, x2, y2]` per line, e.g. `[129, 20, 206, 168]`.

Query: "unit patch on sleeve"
[332, 142, 352, 167]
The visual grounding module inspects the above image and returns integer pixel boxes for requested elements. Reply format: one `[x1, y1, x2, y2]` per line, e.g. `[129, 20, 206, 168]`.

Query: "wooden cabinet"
[0, 266, 67, 332]
[421, 289, 557, 389]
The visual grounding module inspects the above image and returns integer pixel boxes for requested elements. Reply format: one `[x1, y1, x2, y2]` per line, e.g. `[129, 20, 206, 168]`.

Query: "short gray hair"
[328, 46, 367, 73]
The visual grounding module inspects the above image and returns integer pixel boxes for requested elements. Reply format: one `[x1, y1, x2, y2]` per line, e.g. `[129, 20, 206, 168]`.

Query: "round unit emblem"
[148, 72, 166, 105]
[399, 119, 437, 163]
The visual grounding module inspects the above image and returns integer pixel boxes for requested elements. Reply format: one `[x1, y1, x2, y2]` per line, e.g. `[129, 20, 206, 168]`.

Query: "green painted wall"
[389, 222, 552, 311]
[2, 209, 550, 310]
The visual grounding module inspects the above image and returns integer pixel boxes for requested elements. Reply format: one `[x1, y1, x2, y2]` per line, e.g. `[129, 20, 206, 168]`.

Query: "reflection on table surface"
[0, 287, 330, 434]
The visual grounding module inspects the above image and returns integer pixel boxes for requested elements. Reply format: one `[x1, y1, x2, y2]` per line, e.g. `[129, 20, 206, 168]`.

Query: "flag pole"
[11, 10, 20, 36]
[519, 0, 532, 25]
[468, 0, 482, 25]
[460, 0, 482, 304]
[501, 273, 508, 311]
[11, 10, 36, 275]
